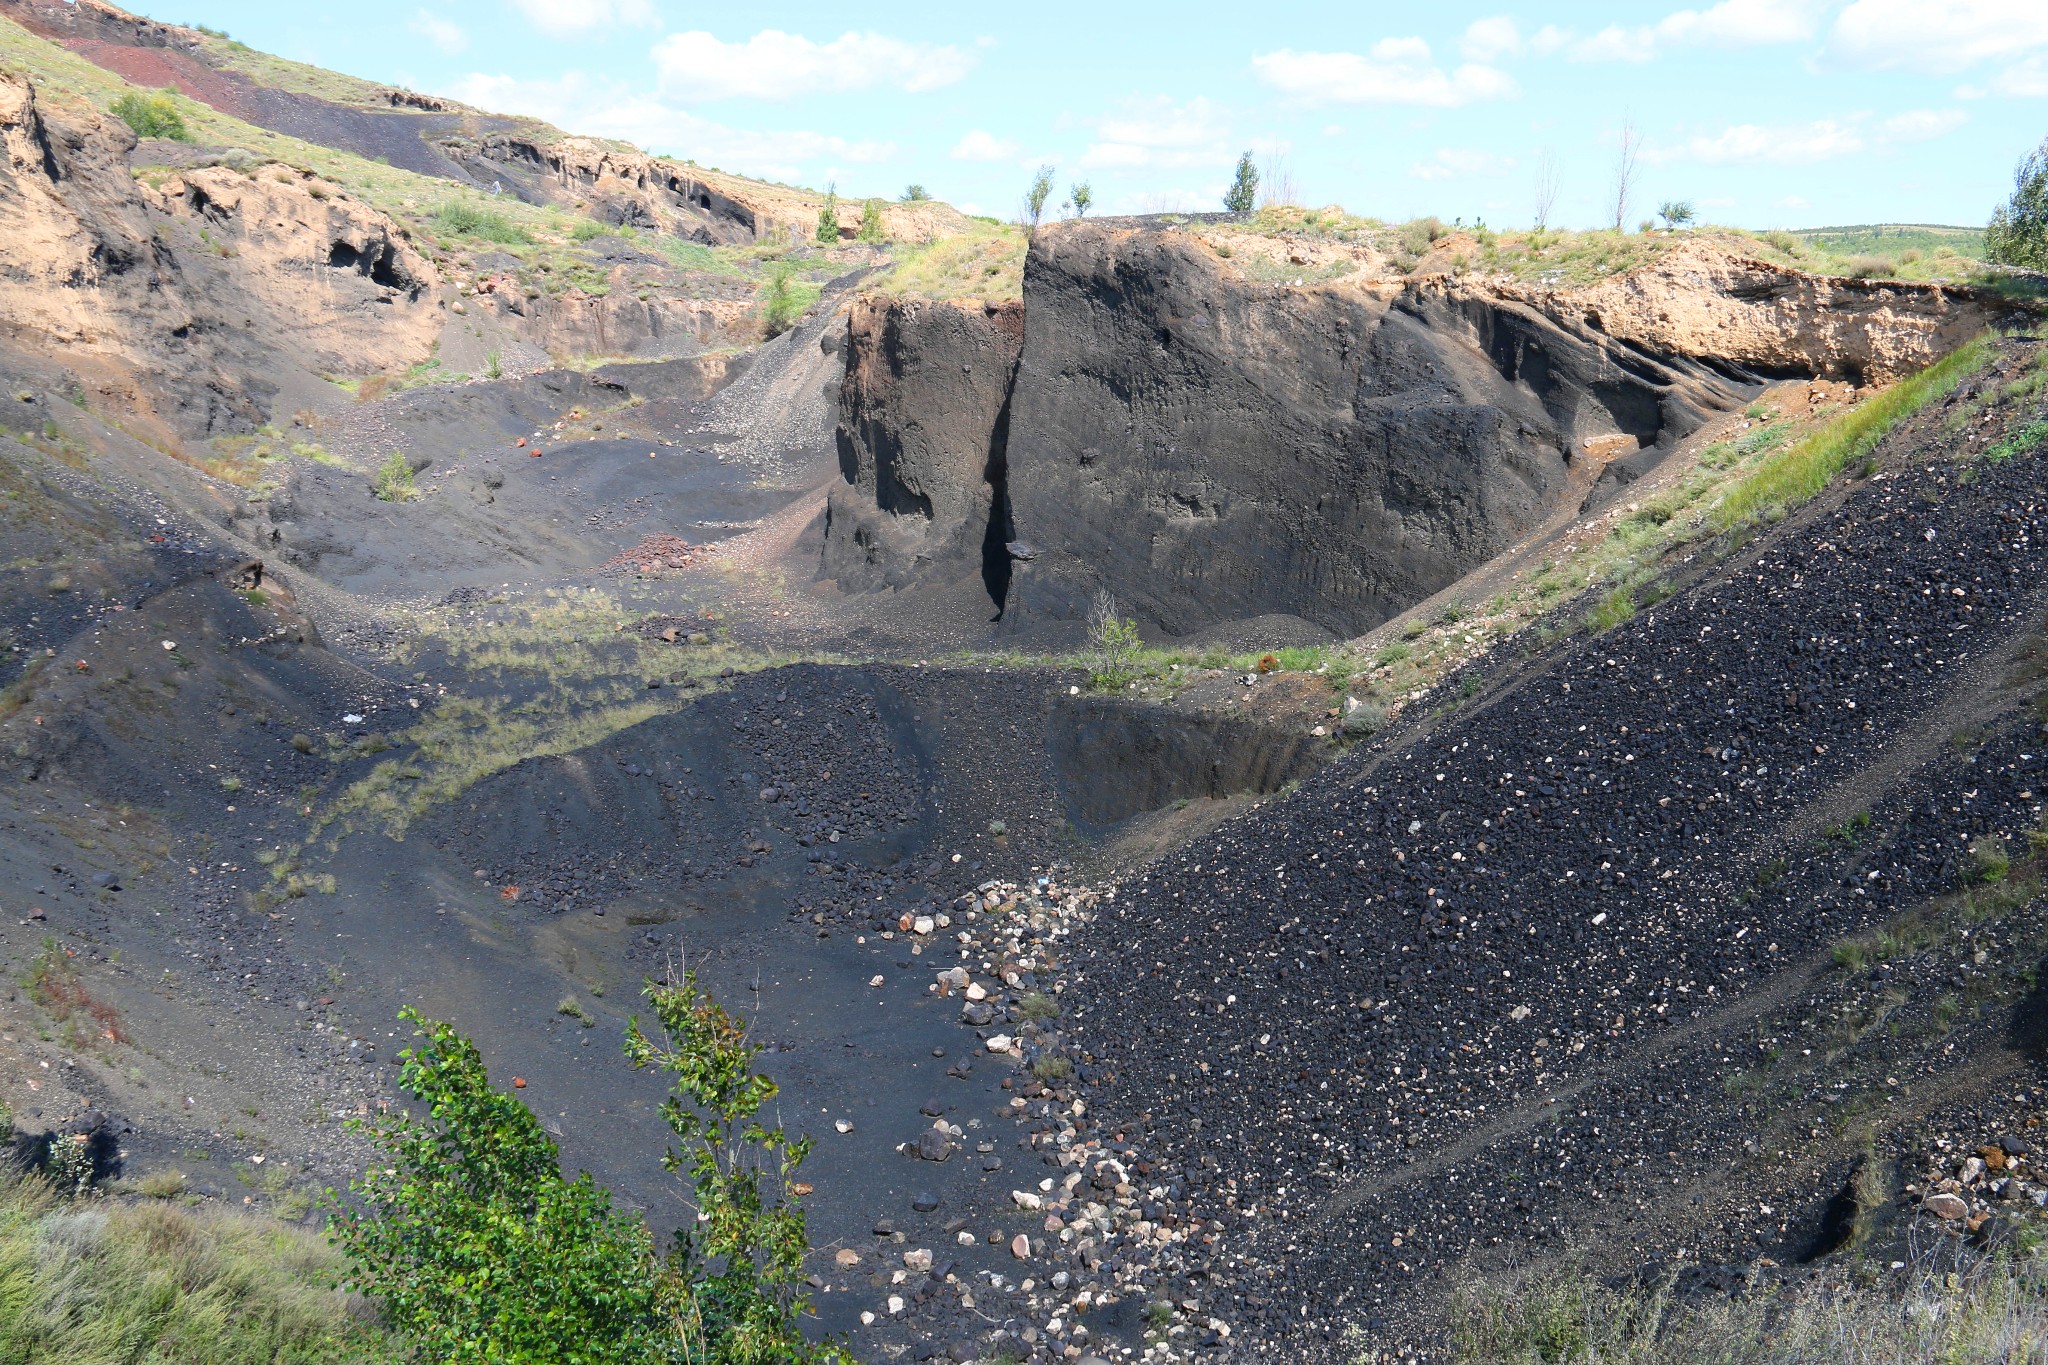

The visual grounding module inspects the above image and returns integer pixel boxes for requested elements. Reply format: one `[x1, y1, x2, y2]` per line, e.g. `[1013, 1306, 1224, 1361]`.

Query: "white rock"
[1013, 1189, 1043, 1209]
[834, 1119, 854, 1134]
[869, 975, 885, 988]
[904, 1248, 933, 1272]
[965, 981, 989, 1001]
[913, 915, 935, 935]
[887, 1295, 904, 1315]
[987, 1034, 1015, 1054]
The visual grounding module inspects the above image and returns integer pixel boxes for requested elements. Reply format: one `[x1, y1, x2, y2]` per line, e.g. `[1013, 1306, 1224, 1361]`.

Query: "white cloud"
[1078, 96, 1233, 171]
[407, 9, 467, 54]
[1529, 25, 1573, 55]
[445, 71, 893, 181]
[1410, 147, 1518, 180]
[1252, 38, 1517, 106]
[1650, 118, 1867, 164]
[1571, 0, 1826, 62]
[1659, 0, 1827, 46]
[1461, 17, 1521, 62]
[1880, 108, 1968, 138]
[1959, 54, 2048, 96]
[508, 0, 657, 40]
[1647, 106, 1968, 165]
[651, 29, 976, 102]
[1830, 0, 2048, 73]
[1570, 26, 1658, 62]
[951, 129, 1021, 162]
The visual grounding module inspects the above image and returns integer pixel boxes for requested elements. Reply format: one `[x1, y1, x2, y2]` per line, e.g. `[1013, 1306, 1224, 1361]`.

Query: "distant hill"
[1790, 223, 1988, 262]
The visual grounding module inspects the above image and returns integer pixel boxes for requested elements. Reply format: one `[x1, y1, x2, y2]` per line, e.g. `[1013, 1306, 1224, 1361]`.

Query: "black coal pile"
[1063, 339, 2048, 1358]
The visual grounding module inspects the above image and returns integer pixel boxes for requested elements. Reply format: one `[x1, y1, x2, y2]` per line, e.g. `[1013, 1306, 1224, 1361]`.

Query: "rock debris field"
[1060, 342, 2048, 1360]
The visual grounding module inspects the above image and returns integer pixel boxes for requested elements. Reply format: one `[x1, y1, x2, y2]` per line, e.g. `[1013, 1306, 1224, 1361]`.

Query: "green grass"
[1712, 335, 1994, 531]
[0, 1175, 391, 1363]
[1989, 419, 2048, 464]
[871, 220, 1027, 302]
[1442, 1250, 2048, 1364]
[1584, 585, 1637, 633]
[432, 201, 532, 246]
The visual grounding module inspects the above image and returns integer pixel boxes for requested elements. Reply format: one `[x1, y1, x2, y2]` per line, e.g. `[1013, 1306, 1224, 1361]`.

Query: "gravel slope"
[1065, 337, 2048, 1359]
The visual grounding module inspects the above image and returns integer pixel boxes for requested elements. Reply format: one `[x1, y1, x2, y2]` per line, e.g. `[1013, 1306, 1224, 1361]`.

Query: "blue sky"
[156, 0, 2048, 229]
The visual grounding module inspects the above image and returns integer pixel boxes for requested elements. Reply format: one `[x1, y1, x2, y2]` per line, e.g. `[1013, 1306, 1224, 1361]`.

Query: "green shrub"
[110, 89, 192, 142]
[857, 197, 885, 243]
[372, 451, 416, 502]
[758, 261, 817, 337]
[900, 184, 931, 202]
[816, 184, 839, 245]
[1342, 701, 1388, 739]
[330, 1009, 669, 1365]
[570, 218, 609, 242]
[431, 201, 532, 245]
[1085, 591, 1144, 688]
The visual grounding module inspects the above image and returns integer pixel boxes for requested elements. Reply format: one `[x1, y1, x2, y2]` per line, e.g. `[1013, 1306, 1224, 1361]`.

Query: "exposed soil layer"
[1062, 336, 2048, 1359]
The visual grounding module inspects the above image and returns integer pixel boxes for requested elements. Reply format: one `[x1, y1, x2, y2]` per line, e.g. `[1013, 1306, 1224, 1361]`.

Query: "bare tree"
[1259, 152, 1298, 209]
[1609, 118, 1641, 232]
[1533, 147, 1559, 231]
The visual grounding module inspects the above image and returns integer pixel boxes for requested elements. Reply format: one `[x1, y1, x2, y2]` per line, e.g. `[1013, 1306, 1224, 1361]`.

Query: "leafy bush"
[431, 201, 532, 245]
[372, 451, 416, 502]
[1988, 136, 2048, 271]
[900, 184, 931, 202]
[331, 1009, 668, 1365]
[110, 89, 192, 141]
[625, 973, 851, 1364]
[570, 218, 609, 242]
[857, 197, 885, 244]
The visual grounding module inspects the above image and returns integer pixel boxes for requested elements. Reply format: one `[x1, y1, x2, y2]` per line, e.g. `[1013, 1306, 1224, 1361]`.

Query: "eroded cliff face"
[0, 72, 440, 441]
[1512, 240, 1993, 387]
[822, 221, 2008, 641]
[820, 296, 1022, 600]
[999, 223, 1757, 638]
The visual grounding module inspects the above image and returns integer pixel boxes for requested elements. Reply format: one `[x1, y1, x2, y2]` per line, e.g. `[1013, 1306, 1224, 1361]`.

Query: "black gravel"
[1066, 339, 2048, 1358]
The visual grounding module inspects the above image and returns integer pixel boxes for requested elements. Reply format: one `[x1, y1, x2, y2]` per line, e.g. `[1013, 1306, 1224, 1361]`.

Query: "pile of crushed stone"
[596, 533, 716, 577]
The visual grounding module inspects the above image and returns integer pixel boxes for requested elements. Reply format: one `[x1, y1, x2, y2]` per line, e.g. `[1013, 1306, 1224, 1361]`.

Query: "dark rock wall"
[999, 223, 1745, 638]
[819, 296, 1022, 601]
